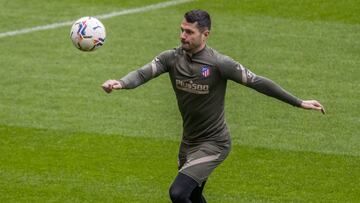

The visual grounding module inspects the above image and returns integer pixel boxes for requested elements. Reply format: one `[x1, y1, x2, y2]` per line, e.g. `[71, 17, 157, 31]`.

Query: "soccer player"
[102, 9, 325, 203]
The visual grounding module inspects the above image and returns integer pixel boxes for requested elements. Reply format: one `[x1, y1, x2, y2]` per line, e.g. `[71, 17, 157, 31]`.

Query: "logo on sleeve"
[201, 66, 210, 78]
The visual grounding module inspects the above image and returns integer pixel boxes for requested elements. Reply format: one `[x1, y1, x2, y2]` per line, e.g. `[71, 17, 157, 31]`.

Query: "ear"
[203, 30, 210, 38]
[202, 30, 210, 42]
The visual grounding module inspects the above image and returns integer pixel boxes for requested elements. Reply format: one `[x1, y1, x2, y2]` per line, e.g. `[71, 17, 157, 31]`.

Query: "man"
[102, 10, 325, 203]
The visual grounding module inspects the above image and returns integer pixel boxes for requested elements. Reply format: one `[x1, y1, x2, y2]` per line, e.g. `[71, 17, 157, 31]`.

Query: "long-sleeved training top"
[119, 46, 302, 145]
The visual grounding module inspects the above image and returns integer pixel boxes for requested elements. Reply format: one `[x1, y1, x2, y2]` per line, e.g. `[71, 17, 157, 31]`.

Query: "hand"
[300, 100, 325, 114]
[102, 79, 122, 93]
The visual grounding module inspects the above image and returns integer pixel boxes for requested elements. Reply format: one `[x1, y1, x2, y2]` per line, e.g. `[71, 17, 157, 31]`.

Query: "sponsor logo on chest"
[175, 79, 209, 94]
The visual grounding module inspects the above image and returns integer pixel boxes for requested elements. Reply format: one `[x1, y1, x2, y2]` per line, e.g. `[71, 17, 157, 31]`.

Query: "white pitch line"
[0, 0, 194, 38]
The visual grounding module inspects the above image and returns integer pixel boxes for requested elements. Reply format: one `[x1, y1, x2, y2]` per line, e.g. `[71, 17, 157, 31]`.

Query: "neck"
[189, 43, 206, 55]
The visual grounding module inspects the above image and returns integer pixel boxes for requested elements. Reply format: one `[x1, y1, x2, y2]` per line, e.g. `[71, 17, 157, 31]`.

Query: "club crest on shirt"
[201, 66, 210, 78]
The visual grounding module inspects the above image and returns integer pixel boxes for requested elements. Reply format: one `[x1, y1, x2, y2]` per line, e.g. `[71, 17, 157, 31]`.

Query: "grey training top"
[119, 46, 302, 145]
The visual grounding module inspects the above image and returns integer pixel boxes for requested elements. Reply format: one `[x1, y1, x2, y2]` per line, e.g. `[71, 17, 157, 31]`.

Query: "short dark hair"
[184, 9, 211, 31]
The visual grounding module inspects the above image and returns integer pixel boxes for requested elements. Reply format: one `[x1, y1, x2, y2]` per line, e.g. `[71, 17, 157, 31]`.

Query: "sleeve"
[119, 50, 173, 89]
[218, 55, 302, 107]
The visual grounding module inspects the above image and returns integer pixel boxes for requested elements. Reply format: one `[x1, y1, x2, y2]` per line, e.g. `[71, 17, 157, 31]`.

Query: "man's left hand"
[300, 100, 325, 114]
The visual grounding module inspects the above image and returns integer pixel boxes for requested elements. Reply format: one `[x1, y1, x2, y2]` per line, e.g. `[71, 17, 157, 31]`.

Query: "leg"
[190, 180, 207, 203]
[169, 173, 198, 203]
[172, 140, 231, 203]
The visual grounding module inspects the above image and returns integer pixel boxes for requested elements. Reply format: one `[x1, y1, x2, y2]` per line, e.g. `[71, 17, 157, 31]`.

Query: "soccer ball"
[70, 16, 106, 51]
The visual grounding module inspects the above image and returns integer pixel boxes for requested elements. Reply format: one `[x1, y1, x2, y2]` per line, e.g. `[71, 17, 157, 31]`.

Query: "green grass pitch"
[0, 0, 359, 202]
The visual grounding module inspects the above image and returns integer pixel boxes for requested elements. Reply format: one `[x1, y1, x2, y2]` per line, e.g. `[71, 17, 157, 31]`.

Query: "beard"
[181, 41, 191, 51]
[181, 40, 200, 53]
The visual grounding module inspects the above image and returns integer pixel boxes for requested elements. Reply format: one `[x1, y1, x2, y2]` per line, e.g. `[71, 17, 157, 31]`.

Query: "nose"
[180, 31, 186, 40]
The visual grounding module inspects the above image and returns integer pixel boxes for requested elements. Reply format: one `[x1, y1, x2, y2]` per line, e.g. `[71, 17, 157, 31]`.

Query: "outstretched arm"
[102, 64, 154, 93]
[247, 76, 325, 114]
[217, 55, 325, 114]
[102, 50, 174, 93]
[246, 75, 302, 107]
[101, 66, 151, 93]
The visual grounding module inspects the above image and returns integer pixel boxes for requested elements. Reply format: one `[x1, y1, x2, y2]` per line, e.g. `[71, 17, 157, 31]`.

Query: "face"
[180, 19, 209, 54]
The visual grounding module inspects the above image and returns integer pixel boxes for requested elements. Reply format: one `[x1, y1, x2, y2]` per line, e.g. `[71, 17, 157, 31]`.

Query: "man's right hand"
[102, 79, 122, 93]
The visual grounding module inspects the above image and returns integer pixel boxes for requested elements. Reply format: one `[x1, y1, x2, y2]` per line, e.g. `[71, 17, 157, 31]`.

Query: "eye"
[180, 27, 194, 35]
